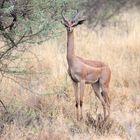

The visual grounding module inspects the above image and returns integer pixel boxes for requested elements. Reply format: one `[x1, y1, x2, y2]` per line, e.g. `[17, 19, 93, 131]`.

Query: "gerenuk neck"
[67, 31, 75, 66]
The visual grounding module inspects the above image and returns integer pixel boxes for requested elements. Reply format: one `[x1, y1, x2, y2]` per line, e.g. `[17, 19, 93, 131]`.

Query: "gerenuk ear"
[61, 9, 69, 26]
[61, 21, 68, 27]
[71, 19, 86, 27]
[77, 19, 86, 25]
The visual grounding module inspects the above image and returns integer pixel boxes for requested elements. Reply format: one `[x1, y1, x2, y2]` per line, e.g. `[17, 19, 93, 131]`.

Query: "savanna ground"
[0, 8, 140, 140]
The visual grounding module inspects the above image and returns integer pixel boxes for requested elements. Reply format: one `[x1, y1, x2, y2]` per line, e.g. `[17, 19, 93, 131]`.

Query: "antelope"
[61, 12, 111, 121]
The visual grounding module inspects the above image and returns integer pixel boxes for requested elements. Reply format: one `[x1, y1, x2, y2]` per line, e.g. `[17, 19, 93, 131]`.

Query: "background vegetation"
[0, 0, 140, 140]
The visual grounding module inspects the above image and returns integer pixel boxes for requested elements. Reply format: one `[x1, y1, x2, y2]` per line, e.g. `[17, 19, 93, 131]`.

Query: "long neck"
[67, 31, 75, 65]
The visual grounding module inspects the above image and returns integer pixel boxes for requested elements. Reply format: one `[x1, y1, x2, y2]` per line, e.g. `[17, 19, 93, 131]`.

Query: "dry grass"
[0, 8, 140, 140]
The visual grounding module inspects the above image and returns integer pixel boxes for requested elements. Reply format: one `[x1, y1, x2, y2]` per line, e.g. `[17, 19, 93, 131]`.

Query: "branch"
[0, 0, 6, 8]
[0, 23, 27, 60]
[0, 99, 8, 112]
[0, 24, 18, 47]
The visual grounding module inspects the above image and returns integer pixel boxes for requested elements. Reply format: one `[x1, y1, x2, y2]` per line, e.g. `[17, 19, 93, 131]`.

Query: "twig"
[0, 99, 8, 112]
